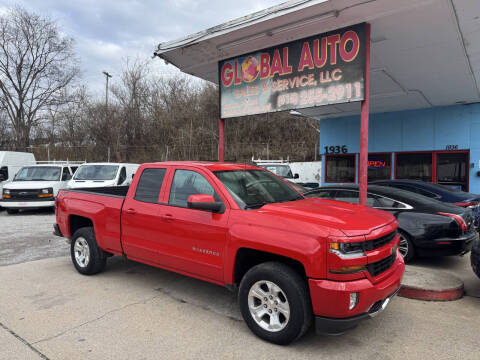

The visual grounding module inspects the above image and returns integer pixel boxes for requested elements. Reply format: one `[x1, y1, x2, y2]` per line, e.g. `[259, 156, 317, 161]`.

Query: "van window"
[0, 166, 8, 181]
[61, 167, 72, 181]
[134, 168, 166, 203]
[118, 167, 126, 185]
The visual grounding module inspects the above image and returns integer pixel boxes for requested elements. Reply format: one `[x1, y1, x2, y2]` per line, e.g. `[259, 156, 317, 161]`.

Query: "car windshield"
[14, 166, 61, 181]
[73, 165, 119, 180]
[214, 169, 303, 209]
[258, 164, 293, 178]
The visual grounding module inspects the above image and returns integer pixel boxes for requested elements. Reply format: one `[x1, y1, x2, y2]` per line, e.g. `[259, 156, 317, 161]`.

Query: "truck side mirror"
[294, 173, 299, 179]
[187, 194, 224, 213]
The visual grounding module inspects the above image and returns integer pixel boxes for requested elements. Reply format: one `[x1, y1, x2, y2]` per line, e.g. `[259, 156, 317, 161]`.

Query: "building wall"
[319, 103, 480, 192]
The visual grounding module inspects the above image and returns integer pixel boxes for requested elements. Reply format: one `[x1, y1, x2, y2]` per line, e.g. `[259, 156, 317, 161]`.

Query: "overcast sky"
[0, 0, 284, 97]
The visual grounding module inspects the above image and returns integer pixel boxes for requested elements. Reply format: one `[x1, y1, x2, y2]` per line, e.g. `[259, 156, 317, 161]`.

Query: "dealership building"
[155, 0, 480, 193]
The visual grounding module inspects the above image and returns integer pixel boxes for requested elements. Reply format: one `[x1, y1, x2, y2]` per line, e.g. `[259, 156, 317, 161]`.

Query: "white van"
[67, 163, 139, 189]
[1, 163, 80, 214]
[0, 152, 36, 207]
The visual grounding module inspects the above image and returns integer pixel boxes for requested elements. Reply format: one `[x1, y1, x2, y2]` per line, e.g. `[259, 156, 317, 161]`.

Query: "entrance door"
[436, 152, 468, 191]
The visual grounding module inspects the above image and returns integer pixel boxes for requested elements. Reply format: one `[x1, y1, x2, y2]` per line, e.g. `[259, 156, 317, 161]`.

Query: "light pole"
[103, 71, 112, 162]
[102, 71, 112, 109]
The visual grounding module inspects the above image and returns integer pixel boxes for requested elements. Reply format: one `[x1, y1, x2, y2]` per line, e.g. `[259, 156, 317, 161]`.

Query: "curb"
[398, 284, 464, 301]
[397, 265, 465, 301]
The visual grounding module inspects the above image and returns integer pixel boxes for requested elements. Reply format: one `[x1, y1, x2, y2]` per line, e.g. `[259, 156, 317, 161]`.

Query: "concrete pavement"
[0, 256, 479, 360]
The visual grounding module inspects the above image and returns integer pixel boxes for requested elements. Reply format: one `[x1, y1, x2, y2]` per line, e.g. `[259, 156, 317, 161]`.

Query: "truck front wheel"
[71, 227, 106, 275]
[238, 262, 312, 345]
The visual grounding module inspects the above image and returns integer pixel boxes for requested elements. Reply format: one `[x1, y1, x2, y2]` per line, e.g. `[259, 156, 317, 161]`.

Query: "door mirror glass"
[294, 173, 299, 179]
[187, 194, 223, 213]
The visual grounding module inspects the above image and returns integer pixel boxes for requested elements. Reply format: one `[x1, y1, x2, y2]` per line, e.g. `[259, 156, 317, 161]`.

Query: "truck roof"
[142, 161, 259, 171]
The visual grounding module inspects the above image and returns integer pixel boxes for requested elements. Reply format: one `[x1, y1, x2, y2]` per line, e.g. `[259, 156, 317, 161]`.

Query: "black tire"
[471, 248, 480, 279]
[398, 231, 415, 263]
[6, 208, 18, 215]
[71, 227, 106, 275]
[238, 262, 312, 345]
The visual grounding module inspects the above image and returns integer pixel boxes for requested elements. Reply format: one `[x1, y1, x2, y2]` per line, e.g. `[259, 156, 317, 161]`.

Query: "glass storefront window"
[325, 155, 355, 182]
[396, 153, 432, 182]
[368, 153, 391, 181]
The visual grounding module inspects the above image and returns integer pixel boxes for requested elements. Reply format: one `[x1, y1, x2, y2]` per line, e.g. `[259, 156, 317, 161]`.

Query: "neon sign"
[368, 160, 386, 169]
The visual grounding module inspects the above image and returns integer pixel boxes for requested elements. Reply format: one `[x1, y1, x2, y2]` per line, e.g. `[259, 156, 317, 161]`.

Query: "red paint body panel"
[56, 161, 405, 321]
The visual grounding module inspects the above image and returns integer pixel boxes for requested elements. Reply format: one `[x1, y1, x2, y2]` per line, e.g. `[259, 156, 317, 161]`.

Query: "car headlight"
[41, 188, 52, 194]
[38, 188, 54, 198]
[3, 189, 10, 195]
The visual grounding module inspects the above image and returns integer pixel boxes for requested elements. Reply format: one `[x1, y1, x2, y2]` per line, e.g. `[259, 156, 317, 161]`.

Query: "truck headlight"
[3, 189, 10, 195]
[329, 242, 365, 258]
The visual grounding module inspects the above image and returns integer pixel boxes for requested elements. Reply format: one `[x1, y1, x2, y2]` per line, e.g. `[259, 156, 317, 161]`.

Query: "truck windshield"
[214, 169, 303, 209]
[258, 164, 293, 178]
[14, 166, 61, 181]
[74, 165, 119, 180]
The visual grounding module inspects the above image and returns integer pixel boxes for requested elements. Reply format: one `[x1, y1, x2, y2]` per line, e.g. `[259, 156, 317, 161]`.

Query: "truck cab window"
[134, 168, 166, 203]
[169, 170, 219, 208]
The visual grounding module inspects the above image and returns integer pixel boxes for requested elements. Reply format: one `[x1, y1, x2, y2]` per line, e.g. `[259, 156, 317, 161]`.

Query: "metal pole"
[107, 147, 110, 162]
[218, 118, 225, 162]
[103, 71, 112, 108]
[359, 23, 371, 206]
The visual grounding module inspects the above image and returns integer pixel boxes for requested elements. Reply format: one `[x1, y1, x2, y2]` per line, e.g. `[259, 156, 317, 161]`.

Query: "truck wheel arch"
[69, 215, 94, 238]
[233, 248, 307, 286]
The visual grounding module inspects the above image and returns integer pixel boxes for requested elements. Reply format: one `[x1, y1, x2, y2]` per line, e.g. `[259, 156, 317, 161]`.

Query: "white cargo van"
[1, 162, 81, 214]
[67, 163, 139, 189]
[0, 152, 36, 208]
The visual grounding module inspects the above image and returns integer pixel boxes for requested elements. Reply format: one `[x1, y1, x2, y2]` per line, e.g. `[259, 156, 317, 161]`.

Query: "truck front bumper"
[309, 252, 405, 335]
[2, 200, 55, 208]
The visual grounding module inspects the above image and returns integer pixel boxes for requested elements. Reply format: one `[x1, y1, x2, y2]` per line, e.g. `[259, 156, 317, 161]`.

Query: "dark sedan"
[372, 180, 480, 225]
[304, 185, 478, 262]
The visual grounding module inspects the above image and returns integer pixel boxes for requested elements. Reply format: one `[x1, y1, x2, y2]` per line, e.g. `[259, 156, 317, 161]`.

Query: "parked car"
[372, 180, 480, 226]
[303, 185, 477, 262]
[67, 163, 139, 189]
[0, 151, 36, 208]
[2, 163, 81, 214]
[54, 162, 404, 344]
[472, 237, 480, 279]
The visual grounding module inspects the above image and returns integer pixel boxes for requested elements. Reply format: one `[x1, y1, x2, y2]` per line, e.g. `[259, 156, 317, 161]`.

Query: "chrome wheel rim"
[248, 280, 290, 332]
[399, 234, 409, 258]
[74, 237, 90, 268]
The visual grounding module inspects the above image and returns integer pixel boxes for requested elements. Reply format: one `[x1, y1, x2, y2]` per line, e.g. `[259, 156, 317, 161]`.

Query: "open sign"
[368, 160, 386, 169]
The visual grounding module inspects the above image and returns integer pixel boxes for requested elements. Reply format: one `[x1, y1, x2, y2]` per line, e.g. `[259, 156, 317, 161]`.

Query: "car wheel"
[471, 249, 480, 279]
[71, 227, 106, 275]
[6, 209, 18, 215]
[398, 231, 414, 263]
[238, 262, 312, 345]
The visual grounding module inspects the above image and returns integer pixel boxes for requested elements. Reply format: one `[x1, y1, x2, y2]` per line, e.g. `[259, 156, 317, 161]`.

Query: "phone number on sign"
[277, 82, 362, 107]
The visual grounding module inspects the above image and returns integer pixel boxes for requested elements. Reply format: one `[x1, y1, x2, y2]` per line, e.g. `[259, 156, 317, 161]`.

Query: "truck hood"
[3, 181, 59, 190]
[258, 198, 395, 236]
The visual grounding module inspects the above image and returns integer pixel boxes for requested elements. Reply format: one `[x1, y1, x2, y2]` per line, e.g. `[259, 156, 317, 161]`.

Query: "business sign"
[219, 23, 366, 118]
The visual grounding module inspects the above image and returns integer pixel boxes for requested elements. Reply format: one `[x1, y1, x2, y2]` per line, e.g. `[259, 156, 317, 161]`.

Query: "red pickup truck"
[54, 161, 404, 344]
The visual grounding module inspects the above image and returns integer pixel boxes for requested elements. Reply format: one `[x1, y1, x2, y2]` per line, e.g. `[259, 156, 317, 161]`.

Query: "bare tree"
[0, 7, 79, 150]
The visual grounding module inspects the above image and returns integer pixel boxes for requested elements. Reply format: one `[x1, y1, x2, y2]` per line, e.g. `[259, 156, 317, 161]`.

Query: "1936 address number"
[324, 145, 348, 154]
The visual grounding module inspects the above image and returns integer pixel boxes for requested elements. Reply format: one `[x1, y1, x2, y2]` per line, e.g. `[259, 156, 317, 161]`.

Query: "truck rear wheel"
[71, 227, 106, 275]
[238, 262, 312, 345]
[471, 246, 480, 279]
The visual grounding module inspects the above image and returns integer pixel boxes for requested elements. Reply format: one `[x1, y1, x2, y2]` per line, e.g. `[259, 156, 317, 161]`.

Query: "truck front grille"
[366, 254, 396, 277]
[363, 230, 397, 251]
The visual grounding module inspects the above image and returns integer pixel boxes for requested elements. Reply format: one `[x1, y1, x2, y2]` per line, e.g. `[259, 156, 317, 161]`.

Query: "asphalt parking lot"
[1, 209, 479, 359]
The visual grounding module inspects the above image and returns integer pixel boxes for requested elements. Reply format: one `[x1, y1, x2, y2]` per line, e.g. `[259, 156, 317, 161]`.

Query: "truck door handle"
[162, 214, 174, 222]
[125, 208, 137, 215]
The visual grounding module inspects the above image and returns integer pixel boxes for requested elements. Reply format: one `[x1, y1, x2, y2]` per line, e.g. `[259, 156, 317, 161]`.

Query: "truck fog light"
[349, 292, 359, 310]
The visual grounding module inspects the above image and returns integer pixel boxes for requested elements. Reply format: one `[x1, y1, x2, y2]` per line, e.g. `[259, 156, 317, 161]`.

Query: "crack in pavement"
[31, 293, 164, 345]
[0, 321, 50, 360]
[30, 287, 242, 346]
